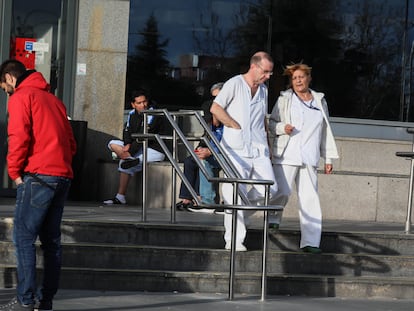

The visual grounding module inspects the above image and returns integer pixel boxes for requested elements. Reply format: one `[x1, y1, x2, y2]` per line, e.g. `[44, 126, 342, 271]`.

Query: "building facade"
[0, 0, 129, 198]
[0, 0, 413, 200]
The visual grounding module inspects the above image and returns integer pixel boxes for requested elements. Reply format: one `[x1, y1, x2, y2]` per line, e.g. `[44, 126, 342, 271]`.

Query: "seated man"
[103, 89, 165, 205]
[176, 82, 223, 213]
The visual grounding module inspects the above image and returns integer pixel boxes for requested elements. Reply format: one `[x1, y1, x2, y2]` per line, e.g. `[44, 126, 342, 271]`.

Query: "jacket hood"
[15, 71, 50, 93]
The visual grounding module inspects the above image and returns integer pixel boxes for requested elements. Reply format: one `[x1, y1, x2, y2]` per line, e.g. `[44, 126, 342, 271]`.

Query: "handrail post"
[171, 114, 178, 223]
[228, 182, 239, 301]
[260, 185, 270, 301]
[405, 129, 414, 233]
[405, 157, 414, 234]
[142, 113, 148, 222]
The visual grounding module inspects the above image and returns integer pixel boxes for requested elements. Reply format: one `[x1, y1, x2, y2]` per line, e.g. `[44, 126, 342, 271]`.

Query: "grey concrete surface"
[1, 288, 414, 311]
[0, 197, 411, 233]
[1, 199, 414, 310]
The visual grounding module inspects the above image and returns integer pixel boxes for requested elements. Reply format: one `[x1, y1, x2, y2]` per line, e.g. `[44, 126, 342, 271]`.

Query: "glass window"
[127, 0, 414, 121]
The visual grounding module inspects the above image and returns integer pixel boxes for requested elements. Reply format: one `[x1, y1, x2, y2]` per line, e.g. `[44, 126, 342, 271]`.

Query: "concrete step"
[1, 266, 414, 299]
[60, 222, 414, 255]
[1, 242, 414, 278]
[57, 269, 414, 299]
[2, 218, 414, 299]
[2, 220, 414, 255]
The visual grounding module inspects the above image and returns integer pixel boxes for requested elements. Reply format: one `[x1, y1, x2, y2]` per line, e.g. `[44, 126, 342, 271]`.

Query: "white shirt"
[214, 75, 268, 158]
[275, 95, 323, 166]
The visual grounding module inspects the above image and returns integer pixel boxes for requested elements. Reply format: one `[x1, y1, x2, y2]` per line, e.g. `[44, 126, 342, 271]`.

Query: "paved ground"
[0, 197, 410, 233]
[1, 197, 414, 310]
[1, 288, 414, 311]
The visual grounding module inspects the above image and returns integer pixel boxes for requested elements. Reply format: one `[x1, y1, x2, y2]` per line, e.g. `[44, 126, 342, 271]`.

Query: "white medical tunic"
[214, 74, 269, 158]
[275, 95, 323, 167]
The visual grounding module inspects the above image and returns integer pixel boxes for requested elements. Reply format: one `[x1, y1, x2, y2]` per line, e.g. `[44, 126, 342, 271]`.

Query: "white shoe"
[225, 242, 247, 252]
[103, 197, 126, 205]
[187, 208, 215, 214]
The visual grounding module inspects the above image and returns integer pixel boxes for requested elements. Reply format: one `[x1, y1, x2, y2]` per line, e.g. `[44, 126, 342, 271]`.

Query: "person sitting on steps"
[176, 82, 224, 214]
[103, 89, 166, 205]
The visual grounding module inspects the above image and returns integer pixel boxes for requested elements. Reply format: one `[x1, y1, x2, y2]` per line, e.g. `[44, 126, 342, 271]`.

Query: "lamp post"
[408, 40, 414, 120]
[400, 0, 409, 121]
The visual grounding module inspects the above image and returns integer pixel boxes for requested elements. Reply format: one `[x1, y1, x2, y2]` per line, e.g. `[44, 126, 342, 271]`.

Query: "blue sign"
[25, 41, 34, 51]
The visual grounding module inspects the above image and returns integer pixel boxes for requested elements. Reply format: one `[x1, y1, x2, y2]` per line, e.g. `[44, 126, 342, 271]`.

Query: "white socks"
[116, 193, 126, 204]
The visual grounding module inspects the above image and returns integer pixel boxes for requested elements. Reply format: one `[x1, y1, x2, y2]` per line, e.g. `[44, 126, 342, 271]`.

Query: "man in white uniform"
[210, 51, 278, 251]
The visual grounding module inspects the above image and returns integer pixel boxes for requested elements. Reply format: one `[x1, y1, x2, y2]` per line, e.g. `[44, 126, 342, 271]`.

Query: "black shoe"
[175, 200, 195, 211]
[175, 201, 197, 212]
[34, 300, 53, 311]
[175, 201, 186, 211]
[120, 158, 140, 169]
[0, 297, 33, 310]
[301, 246, 322, 254]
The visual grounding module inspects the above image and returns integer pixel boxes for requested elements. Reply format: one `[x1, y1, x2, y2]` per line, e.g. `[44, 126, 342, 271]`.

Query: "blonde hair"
[283, 63, 312, 88]
[283, 63, 312, 77]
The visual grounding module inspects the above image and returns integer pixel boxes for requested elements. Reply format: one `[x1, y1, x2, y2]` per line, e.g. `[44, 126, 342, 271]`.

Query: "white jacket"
[269, 88, 339, 165]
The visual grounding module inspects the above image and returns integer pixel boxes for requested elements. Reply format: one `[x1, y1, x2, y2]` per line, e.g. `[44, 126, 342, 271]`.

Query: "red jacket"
[7, 71, 77, 180]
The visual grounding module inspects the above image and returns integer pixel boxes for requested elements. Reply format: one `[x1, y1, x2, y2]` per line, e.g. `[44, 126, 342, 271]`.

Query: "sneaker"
[301, 246, 322, 254]
[103, 197, 126, 205]
[34, 301, 52, 311]
[214, 208, 225, 215]
[225, 242, 247, 252]
[120, 157, 140, 169]
[187, 207, 215, 214]
[0, 297, 33, 310]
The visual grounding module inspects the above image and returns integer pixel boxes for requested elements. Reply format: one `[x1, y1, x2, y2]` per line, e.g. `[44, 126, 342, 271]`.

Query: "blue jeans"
[13, 174, 71, 305]
[179, 156, 200, 200]
[199, 156, 219, 204]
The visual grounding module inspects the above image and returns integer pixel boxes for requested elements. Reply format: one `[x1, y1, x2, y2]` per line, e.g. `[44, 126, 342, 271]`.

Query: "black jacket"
[122, 106, 167, 154]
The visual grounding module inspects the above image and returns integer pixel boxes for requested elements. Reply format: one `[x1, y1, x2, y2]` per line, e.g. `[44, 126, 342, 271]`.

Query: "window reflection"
[127, 0, 413, 121]
[10, 0, 62, 94]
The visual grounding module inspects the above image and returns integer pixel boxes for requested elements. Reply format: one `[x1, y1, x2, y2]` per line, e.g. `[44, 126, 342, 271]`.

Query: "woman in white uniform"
[268, 63, 339, 254]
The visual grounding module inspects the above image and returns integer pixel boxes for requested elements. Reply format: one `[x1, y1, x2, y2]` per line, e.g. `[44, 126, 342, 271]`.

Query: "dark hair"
[129, 89, 150, 104]
[0, 59, 27, 83]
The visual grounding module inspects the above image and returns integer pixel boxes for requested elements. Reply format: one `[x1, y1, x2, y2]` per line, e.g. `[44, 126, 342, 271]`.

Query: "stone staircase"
[1, 217, 414, 299]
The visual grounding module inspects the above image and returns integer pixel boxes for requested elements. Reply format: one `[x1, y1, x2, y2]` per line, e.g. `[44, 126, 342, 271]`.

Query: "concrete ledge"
[97, 160, 181, 207]
[96, 135, 414, 224]
[331, 137, 412, 175]
[280, 172, 412, 223]
[97, 160, 413, 223]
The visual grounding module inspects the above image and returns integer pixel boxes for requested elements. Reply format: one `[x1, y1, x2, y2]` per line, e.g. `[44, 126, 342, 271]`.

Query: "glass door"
[0, 0, 77, 196]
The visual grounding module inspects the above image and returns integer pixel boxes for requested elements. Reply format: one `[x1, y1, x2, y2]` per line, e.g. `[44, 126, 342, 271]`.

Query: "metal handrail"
[132, 108, 283, 301]
[395, 127, 414, 234]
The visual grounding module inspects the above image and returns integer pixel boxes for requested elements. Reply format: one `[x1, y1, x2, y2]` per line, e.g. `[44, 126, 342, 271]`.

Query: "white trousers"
[271, 164, 322, 248]
[108, 139, 165, 176]
[223, 152, 277, 245]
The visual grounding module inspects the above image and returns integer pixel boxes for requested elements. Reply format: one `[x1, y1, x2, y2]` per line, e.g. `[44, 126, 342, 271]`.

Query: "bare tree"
[339, 0, 403, 119]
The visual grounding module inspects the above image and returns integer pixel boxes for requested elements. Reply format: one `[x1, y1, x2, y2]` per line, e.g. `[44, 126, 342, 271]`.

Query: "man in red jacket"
[0, 60, 76, 311]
